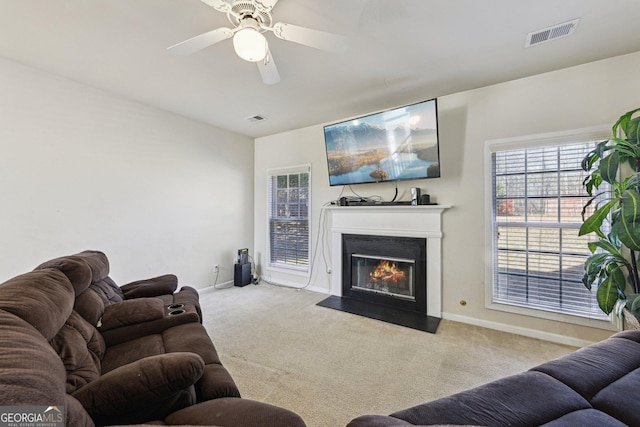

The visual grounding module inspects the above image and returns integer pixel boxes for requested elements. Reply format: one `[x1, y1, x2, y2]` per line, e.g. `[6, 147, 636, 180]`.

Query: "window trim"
[483, 126, 617, 330]
[266, 164, 311, 276]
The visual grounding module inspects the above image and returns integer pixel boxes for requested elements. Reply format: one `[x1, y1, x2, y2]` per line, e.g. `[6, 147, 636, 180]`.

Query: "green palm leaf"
[597, 270, 626, 314]
[612, 189, 640, 250]
[579, 199, 618, 237]
[598, 151, 619, 184]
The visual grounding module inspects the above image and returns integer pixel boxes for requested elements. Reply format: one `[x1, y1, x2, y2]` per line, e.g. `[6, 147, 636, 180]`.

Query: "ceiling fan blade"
[167, 27, 233, 55]
[200, 0, 232, 13]
[256, 0, 280, 12]
[272, 22, 347, 53]
[257, 50, 280, 85]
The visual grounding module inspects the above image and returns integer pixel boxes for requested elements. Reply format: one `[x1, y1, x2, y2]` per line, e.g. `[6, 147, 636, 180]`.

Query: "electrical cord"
[212, 267, 233, 289]
[390, 182, 399, 202]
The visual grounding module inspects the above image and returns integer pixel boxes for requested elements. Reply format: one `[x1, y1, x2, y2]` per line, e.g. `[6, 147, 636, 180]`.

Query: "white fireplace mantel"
[328, 205, 450, 318]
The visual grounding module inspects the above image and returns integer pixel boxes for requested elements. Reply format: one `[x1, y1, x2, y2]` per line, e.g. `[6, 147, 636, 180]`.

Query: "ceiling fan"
[167, 0, 348, 85]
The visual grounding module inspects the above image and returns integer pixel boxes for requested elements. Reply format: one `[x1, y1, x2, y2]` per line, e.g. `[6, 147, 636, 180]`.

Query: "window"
[486, 128, 611, 324]
[267, 165, 310, 272]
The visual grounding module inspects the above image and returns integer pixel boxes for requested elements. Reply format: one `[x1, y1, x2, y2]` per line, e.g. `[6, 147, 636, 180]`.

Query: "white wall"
[0, 57, 254, 288]
[254, 51, 640, 344]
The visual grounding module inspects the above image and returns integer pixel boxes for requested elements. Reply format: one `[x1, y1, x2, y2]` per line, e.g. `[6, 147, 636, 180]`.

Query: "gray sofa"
[347, 330, 640, 426]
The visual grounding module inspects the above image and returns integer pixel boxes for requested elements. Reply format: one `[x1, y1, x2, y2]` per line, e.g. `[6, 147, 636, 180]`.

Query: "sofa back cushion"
[50, 311, 106, 393]
[90, 276, 125, 304]
[0, 309, 68, 405]
[0, 269, 74, 340]
[73, 251, 130, 325]
[38, 251, 127, 326]
[35, 255, 93, 295]
[74, 250, 111, 283]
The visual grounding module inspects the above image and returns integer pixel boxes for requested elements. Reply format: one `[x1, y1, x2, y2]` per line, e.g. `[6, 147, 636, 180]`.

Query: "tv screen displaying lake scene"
[323, 98, 440, 186]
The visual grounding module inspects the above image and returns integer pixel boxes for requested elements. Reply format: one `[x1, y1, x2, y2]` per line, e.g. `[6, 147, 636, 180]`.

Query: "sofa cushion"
[101, 334, 167, 374]
[0, 309, 68, 406]
[591, 367, 640, 426]
[99, 323, 241, 400]
[73, 352, 204, 425]
[540, 408, 627, 427]
[388, 371, 591, 426]
[0, 269, 74, 340]
[91, 276, 126, 304]
[65, 395, 96, 427]
[36, 255, 93, 295]
[50, 311, 106, 393]
[531, 334, 640, 400]
[75, 287, 108, 326]
[75, 250, 111, 283]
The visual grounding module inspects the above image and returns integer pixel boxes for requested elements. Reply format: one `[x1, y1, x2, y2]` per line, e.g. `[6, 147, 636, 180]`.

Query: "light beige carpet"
[199, 284, 576, 427]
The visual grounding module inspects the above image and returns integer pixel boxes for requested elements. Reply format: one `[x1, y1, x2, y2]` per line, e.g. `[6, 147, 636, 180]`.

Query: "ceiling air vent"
[525, 18, 580, 48]
[246, 114, 267, 123]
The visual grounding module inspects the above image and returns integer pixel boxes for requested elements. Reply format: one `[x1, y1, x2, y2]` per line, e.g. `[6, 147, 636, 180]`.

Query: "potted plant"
[580, 107, 640, 327]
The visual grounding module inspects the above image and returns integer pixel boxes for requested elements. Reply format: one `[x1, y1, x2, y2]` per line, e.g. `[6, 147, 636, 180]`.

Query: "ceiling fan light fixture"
[233, 19, 268, 62]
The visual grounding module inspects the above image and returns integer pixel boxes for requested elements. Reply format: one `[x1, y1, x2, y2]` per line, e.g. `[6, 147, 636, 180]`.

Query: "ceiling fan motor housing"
[228, 1, 272, 29]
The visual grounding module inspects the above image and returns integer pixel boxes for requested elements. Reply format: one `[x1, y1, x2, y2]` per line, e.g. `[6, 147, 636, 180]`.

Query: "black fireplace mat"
[317, 296, 440, 334]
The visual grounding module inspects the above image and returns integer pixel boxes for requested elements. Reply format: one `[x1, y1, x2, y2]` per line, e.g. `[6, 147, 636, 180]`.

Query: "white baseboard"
[304, 284, 330, 294]
[197, 279, 327, 295]
[258, 275, 329, 295]
[197, 280, 234, 294]
[442, 312, 596, 348]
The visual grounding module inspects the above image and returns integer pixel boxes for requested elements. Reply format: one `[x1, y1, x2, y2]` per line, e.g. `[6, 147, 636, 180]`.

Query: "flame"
[370, 260, 406, 283]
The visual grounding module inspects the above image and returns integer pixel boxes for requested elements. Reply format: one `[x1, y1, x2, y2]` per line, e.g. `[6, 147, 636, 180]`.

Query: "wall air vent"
[246, 114, 267, 122]
[525, 18, 580, 48]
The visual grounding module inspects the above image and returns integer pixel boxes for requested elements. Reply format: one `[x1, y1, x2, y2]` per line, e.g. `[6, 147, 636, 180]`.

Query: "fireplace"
[352, 255, 414, 300]
[342, 234, 426, 315]
[319, 205, 449, 333]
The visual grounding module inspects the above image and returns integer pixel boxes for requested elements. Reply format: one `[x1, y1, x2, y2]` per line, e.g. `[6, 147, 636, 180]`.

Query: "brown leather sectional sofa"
[0, 250, 305, 427]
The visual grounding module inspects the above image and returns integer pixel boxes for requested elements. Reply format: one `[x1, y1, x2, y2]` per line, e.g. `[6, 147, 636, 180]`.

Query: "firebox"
[342, 234, 427, 314]
[351, 255, 415, 301]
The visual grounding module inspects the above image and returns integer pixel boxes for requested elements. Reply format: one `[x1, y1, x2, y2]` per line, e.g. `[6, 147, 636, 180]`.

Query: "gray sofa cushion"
[388, 371, 591, 426]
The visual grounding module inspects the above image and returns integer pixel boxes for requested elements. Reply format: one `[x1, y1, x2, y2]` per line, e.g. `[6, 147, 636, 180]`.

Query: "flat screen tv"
[323, 98, 440, 186]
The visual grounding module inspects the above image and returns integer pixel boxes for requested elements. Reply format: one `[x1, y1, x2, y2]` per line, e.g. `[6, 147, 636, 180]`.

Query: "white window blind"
[267, 165, 310, 271]
[491, 141, 607, 320]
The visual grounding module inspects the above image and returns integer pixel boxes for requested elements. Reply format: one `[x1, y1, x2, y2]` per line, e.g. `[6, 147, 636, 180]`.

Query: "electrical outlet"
[213, 265, 219, 273]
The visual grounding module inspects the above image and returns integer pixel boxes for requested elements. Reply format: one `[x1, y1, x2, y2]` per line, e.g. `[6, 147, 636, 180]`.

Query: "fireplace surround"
[319, 205, 449, 332]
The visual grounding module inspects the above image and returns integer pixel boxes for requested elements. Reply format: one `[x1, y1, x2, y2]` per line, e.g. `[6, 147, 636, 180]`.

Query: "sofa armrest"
[163, 398, 307, 427]
[121, 274, 178, 299]
[98, 298, 200, 347]
[72, 352, 204, 425]
[346, 415, 413, 427]
[99, 298, 165, 331]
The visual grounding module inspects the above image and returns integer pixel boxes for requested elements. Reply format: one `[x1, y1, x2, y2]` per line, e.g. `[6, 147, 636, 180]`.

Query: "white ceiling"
[1, 0, 639, 138]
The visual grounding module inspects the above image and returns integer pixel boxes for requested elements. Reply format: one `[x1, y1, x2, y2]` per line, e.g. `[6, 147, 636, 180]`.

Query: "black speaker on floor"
[234, 263, 251, 287]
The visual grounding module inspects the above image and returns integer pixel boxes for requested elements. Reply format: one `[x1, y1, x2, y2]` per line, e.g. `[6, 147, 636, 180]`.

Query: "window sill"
[486, 301, 617, 331]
